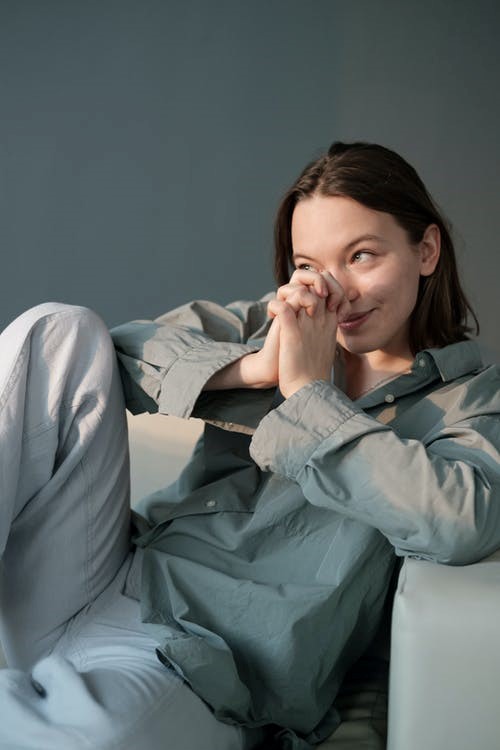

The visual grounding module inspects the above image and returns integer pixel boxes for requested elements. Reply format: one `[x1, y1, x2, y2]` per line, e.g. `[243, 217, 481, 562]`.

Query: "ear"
[419, 224, 441, 276]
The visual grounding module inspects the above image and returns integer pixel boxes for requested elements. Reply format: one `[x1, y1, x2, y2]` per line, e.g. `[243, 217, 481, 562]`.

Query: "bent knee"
[4, 302, 106, 336]
[29, 303, 110, 346]
[26, 302, 104, 330]
[2, 303, 114, 368]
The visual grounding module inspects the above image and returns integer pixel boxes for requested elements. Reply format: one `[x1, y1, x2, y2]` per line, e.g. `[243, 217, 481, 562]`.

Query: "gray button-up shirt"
[111, 296, 500, 749]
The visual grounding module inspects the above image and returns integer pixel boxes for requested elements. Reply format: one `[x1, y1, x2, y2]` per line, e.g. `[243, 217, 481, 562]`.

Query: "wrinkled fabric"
[111, 296, 500, 749]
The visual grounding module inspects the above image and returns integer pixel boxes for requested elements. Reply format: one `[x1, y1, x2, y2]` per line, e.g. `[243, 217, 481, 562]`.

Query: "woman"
[0, 142, 499, 750]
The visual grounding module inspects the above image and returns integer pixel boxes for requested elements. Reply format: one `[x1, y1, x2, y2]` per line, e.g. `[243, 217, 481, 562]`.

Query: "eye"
[351, 250, 373, 263]
[295, 262, 316, 272]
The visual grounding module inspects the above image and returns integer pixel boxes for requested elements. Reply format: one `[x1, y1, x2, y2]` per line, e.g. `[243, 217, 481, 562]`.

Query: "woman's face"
[291, 194, 440, 362]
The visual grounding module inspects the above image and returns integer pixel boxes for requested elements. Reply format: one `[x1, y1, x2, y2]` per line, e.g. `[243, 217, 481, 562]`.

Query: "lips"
[338, 310, 373, 330]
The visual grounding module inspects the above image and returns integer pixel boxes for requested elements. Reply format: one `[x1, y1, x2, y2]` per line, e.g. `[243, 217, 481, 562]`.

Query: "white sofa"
[387, 548, 500, 749]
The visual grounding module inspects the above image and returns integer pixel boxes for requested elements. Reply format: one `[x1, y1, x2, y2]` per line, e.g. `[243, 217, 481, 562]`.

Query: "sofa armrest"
[387, 550, 500, 750]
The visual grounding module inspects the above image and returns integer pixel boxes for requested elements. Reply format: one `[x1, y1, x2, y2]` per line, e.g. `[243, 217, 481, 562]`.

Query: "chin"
[337, 335, 378, 356]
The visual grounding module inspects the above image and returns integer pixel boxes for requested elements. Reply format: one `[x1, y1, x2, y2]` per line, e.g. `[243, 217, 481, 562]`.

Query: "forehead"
[291, 194, 401, 251]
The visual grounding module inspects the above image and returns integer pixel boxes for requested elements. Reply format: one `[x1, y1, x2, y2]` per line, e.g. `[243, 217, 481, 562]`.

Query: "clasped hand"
[245, 270, 350, 398]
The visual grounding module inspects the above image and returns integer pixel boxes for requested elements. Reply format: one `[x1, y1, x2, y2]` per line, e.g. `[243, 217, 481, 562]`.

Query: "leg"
[0, 303, 268, 749]
[0, 303, 131, 669]
[0, 557, 267, 750]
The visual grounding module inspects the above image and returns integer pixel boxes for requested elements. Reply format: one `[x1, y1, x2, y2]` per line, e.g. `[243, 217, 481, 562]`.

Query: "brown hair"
[274, 141, 479, 353]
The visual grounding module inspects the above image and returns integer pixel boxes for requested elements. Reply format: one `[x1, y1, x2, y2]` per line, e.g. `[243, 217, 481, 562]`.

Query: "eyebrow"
[292, 234, 386, 260]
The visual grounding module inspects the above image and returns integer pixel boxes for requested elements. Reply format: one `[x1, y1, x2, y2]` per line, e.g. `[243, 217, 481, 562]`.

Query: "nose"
[328, 267, 360, 303]
[343, 281, 359, 303]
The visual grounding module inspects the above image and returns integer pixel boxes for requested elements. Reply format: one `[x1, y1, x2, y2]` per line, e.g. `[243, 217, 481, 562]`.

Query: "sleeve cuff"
[249, 380, 375, 479]
[158, 341, 259, 418]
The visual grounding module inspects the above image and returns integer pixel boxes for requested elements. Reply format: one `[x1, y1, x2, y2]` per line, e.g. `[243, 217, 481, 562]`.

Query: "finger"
[261, 314, 281, 359]
[276, 282, 303, 301]
[288, 268, 344, 308]
[327, 292, 346, 313]
[268, 296, 293, 318]
[286, 289, 321, 317]
[277, 281, 322, 302]
[268, 301, 301, 350]
[267, 298, 295, 319]
[265, 315, 281, 345]
[336, 297, 352, 323]
[318, 271, 346, 311]
[274, 301, 301, 341]
[289, 269, 329, 298]
[276, 285, 321, 317]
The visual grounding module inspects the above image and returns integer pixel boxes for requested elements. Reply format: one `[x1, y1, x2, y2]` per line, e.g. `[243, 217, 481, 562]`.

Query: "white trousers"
[0, 303, 265, 750]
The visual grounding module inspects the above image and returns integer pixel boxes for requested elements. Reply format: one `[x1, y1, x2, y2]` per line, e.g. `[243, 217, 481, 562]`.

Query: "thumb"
[275, 302, 301, 345]
[263, 316, 281, 351]
[267, 299, 299, 340]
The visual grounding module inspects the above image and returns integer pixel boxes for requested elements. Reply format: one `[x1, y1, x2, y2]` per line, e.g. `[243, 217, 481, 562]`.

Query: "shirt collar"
[421, 339, 484, 382]
[335, 338, 486, 409]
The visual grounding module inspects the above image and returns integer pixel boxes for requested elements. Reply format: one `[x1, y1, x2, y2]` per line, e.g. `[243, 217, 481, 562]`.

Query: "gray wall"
[1, 0, 499, 355]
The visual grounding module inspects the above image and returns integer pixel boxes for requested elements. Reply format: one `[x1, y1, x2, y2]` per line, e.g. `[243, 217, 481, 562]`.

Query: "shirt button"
[417, 358, 426, 367]
[384, 393, 395, 403]
[205, 499, 217, 509]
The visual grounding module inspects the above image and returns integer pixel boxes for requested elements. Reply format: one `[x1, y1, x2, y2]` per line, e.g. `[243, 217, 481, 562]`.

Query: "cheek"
[364, 278, 400, 305]
[370, 266, 421, 308]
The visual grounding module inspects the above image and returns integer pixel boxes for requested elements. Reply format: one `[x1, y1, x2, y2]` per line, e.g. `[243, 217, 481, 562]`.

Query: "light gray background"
[1, 0, 498, 355]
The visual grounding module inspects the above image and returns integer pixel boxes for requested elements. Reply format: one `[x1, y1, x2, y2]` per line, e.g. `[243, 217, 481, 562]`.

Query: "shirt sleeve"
[110, 295, 276, 429]
[249, 372, 500, 565]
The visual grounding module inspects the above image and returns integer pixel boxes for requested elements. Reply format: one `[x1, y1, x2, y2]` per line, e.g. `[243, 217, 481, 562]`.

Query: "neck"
[338, 348, 414, 400]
